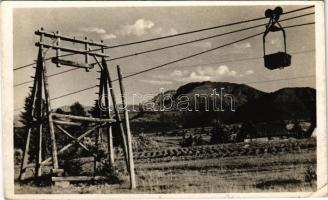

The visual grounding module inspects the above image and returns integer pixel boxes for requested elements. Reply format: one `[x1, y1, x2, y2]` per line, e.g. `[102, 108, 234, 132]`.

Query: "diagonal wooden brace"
[41, 122, 105, 165]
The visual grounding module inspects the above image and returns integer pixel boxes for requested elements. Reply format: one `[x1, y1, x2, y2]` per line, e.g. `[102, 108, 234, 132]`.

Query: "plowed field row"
[132, 139, 316, 163]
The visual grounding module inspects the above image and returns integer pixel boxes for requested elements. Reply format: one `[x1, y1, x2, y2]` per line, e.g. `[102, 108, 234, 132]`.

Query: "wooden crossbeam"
[53, 120, 82, 126]
[35, 29, 109, 47]
[35, 42, 109, 57]
[51, 113, 115, 123]
[51, 58, 94, 71]
[55, 124, 76, 140]
[52, 176, 109, 182]
[55, 124, 95, 155]
[41, 123, 105, 165]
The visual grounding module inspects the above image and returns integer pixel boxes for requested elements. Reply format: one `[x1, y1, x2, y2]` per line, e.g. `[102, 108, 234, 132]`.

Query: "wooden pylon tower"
[19, 28, 136, 189]
[19, 47, 51, 180]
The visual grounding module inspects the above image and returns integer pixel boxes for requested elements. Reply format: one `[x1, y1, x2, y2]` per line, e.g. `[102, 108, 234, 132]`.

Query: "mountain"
[174, 81, 266, 109]
[232, 87, 316, 123]
[13, 82, 316, 130]
[146, 82, 316, 128]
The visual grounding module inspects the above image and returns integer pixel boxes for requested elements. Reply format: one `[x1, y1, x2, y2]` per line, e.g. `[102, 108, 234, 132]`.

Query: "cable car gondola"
[263, 7, 291, 70]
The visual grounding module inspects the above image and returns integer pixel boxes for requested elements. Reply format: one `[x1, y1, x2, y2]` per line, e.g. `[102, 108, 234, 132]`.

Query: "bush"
[14, 148, 23, 165]
[304, 166, 316, 186]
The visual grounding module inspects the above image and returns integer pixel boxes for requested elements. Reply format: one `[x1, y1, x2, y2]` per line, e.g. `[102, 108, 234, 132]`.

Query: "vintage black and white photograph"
[1, 1, 327, 198]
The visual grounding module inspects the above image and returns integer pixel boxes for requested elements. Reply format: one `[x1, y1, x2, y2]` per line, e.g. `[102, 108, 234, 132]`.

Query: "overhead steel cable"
[13, 5, 314, 71]
[22, 21, 313, 104]
[14, 49, 315, 87]
[15, 22, 315, 104]
[14, 68, 78, 87]
[111, 22, 315, 82]
[12, 22, 315, 111]
[13, 12, 314, 87]
[105, 12, 314, 62]
[96, 5, 314, 49]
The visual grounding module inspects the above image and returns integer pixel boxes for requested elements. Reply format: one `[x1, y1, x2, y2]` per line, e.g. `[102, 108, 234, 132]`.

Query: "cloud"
[118, 18, 178, 37]
[151, 27, 178, 36]
[101, 34, 117, 40]
[139, 79, 173, 85]
[233, 42, 252, 49]
[80, 27, 106, 34]
[153, 66, 254, 83]
[119, 19, 155, 37]
[80, 27, 117, 41]
[179, 72, 212, 82]
[196, 65, 238, 77]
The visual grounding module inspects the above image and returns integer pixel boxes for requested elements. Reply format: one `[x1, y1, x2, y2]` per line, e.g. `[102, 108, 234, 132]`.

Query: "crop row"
[132, 139, 316, 162]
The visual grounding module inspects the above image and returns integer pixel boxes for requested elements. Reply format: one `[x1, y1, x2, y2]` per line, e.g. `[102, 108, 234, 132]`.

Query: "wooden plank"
[117, 65, 136, 189]
[101, 70, 115, 166]
[35, 29, 109, 47]
[36, 42, 109, 57]
[55, 31, 61, 67]
[20, 45, 42, 180]
[92, 53, 115, 166]
[43, 57, 60, 170]
[19, 127, 32, 181]
[52, 176, 109, 182]
[55, 124, 76, 140]
[41, 123, 105, 165]
[53, 120, 82, 126]
[101, 58, 129, 170]
[51, 113, 116, 123]
[51, 58, 93, 70]
[35, 47, 44, 178]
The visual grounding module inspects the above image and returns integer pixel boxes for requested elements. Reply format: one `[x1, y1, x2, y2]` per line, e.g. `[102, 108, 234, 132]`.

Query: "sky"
[13, 5, 316, 113]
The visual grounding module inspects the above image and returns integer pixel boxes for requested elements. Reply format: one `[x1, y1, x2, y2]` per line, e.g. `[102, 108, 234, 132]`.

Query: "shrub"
[14, 148, 23, 165]
[304, 166, 316, 186]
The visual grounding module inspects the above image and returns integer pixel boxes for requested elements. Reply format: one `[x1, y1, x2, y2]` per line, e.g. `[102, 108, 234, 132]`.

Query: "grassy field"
[14, 137, 316, 194]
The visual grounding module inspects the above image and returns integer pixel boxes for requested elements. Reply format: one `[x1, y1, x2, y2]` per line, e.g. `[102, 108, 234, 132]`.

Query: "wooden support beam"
[55, 124, 76, 140]
[19, 127, 33, 181]
[35, 29, 109, 47]
[51, 113, 116, 123]
[101, 58, 129, 170]
[54, 124, 97, 157]
[42, 57, 59, 171]
[101, 69, 115, 166]
[41, 123, 104, 165]
[55, 31, 61, 68]
[52, 176, 110, 182]
[53, 120, 82, 126]
[35, 47, 44, 178]
[35, 42, 109, 58]
[117, 65, 136, 189]
[51, 58, 93, 71]
[19, 53, 40, 180]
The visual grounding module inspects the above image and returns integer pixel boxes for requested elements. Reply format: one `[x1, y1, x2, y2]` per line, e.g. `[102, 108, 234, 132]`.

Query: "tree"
[89, 100, 102, 118]
[70, 102, 86, 116]
[19, 93, 34, 127]
[18, 92, 51, 161]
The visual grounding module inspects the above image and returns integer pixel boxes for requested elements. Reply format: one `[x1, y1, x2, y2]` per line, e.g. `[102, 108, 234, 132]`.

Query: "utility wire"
[14, 49, 315, 87]
[105, 12, 314, 63]
[13, 5, 314, 71]
[14, 68, 78, 87]
[13, 21, 315, 111]
[112, 22, 315, 82]
[13, 12, 314, 87]
[123, 49, 315, 75]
